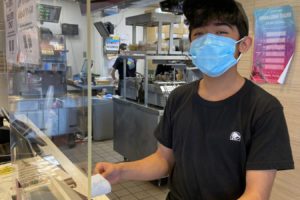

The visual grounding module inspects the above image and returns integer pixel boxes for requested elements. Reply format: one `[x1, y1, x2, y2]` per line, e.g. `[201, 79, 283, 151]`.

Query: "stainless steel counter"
[113, 97, 163, 161]
[8, 96, 113, 140]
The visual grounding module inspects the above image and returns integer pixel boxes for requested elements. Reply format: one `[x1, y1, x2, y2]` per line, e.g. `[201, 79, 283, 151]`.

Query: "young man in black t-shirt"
[111, 43, 136, 95]
[95, 1, 294, 199]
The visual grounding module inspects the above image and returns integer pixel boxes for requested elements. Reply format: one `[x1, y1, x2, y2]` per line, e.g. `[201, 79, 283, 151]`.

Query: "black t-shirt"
[154, 79, 294, 200]
[113, 55, 136, 80]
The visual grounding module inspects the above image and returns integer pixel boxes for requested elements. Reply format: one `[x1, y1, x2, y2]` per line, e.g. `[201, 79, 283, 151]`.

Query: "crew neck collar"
[194, 78, 252, 106]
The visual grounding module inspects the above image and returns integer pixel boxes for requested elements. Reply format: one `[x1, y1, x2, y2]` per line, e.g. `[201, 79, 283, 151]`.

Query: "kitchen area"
[0, 0, 199, 199]
[1, 0, 300, 199]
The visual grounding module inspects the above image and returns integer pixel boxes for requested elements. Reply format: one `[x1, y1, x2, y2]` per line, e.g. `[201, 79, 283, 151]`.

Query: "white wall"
[40, 0, 88, 75]
[91, 8, 147, 77]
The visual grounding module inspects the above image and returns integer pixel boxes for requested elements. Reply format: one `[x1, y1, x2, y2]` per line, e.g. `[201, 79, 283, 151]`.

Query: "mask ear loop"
[237, 53, 243, 61]
[236, 37, 246, 61]
[236, 37, 245, 44]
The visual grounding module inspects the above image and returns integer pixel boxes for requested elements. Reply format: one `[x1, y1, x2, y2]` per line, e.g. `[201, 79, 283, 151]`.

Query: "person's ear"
[238, 36, 252, 54]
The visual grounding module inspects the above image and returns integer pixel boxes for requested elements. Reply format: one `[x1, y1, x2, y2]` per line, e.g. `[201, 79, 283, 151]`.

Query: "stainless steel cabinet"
[13, 111, 28, 123]
[43, 109, 59, 136]
[113, 98, 162, 161]
[12, 100, 40, 112]
[9, 97, 107, 137]
[58, 108, 79, 135]
[92, 98, 113, 141]
[27, 110, 44, 130]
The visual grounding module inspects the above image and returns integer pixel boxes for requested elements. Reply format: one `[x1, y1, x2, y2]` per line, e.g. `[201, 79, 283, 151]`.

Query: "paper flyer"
[17, 0, 40, 65]
[3, 0, 18, 64]
[17, 27, 40, 65]
[251, 5, 296, 84]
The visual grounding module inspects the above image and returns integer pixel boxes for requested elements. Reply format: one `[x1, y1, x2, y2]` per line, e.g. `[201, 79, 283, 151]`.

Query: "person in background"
[110, 43, 136, 95]
[96, 1, 294, 199]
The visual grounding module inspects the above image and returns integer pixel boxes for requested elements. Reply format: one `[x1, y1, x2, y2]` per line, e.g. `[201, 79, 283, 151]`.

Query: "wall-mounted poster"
[251, 5, 295, 84]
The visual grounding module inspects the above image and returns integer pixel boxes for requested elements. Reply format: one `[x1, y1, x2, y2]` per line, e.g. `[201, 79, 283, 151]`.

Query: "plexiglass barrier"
[1, 0, 95, 199]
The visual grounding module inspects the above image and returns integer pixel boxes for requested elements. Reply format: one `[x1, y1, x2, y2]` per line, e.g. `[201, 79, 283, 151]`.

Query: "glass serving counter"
[0, 95, 114, 199]
[1, 97, 110, 200]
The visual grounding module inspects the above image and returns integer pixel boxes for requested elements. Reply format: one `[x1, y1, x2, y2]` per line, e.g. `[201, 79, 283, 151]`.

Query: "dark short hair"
[183, 0, 249, 40]
[119, 43, 127, 50]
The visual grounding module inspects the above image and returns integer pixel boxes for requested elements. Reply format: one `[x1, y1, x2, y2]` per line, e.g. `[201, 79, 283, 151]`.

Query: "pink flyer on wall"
[251, 5, 296, 84]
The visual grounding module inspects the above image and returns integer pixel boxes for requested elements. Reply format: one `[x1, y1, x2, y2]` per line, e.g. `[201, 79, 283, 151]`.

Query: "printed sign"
[17, 0, 38, 30]
[105, 37, 119, 51]
[18, 27, 40, 64]
[251, 5, 295, 84]
[4, 0, 18, 64]
[17, 0, 40, 65]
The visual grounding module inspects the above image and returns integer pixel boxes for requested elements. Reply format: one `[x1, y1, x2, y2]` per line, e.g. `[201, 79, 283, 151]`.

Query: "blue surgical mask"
[190, 33, 244, 77]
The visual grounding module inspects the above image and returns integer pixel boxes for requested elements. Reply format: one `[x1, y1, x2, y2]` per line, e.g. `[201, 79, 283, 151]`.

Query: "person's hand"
[113, 78, 119, 84]
[94, 162, 122, 184]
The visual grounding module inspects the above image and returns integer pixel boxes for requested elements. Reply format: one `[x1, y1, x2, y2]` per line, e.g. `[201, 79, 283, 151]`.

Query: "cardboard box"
[161, 24, 184, 35]
[144, 8, 156, 14]
[147, 27, 158, 42]
[148, 59, 157, 70]
[147, 27, 170, 42]
[173, 23, 184, 34]
[144, 7, 162, 14]
[144, 7, 171, 14]
[164, 32, 183, 40]
[183, 23, 189, 34]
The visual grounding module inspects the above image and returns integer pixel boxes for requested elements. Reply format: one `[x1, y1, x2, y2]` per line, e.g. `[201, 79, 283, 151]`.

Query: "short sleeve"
[154, 96, 173, 149]
[246, 107, 294, 170]
[112, 57, 121, 70]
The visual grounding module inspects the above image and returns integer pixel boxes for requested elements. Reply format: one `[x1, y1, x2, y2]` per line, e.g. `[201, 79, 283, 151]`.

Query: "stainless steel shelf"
[147, 55, 190, 60]
[122, 13, 189, 107]
[186, 67, 199, 70]
[126, 13, 181, 27]
[123, 51, 191, 61]
[125, 50, 160, 55]
[126, 13, 184, 55]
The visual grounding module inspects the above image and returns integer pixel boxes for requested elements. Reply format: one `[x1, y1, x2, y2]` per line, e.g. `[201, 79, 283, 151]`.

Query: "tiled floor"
[61, 140, 169, 200]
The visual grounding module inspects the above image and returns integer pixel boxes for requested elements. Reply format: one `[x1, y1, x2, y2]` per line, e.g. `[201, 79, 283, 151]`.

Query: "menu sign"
[39, 4, 61, 23]
[105, 37, 120, 51]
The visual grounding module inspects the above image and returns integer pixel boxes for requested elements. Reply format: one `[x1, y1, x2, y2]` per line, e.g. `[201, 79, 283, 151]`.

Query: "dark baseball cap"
[119, 43, 127, 50]
[183, 0, 249, 39]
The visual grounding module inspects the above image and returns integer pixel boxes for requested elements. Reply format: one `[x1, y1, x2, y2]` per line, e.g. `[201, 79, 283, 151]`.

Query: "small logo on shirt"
[230, 131, 241, 142]
[127, 58, 135, 70]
